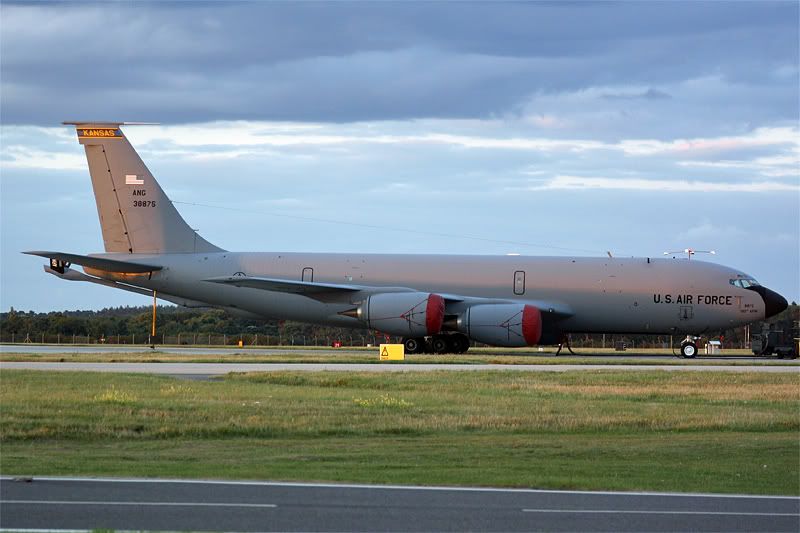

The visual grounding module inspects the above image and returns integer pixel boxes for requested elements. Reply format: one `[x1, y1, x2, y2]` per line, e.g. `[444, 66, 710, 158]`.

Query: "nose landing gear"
[679, 337, 698, 358]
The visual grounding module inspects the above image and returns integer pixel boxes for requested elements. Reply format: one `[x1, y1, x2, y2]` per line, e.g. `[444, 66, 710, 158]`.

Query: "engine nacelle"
[458, 303, 542, 347]
[349, 292, 445, 337]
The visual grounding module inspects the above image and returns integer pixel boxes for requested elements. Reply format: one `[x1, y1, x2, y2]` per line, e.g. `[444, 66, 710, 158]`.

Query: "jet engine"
[457, 303, 542, 347]
[343, 292, 445, 337]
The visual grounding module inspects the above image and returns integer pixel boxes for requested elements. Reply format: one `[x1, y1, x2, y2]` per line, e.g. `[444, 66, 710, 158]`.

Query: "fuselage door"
[513, 270, 526, 295]
[302, 267, 314, 282]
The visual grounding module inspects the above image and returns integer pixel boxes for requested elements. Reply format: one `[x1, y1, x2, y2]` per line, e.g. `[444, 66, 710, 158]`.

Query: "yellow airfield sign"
[379, 344, 405, 361]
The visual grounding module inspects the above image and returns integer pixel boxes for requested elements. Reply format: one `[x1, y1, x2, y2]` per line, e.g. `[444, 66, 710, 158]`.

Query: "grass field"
[1, 369, 798, 494]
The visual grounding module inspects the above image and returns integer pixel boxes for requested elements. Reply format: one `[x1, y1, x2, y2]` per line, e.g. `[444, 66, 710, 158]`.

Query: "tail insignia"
[77, 128, 122, 139]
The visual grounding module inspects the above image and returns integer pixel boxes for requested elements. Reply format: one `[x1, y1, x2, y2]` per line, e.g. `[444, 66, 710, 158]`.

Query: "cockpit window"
[730, 277, 760, 288]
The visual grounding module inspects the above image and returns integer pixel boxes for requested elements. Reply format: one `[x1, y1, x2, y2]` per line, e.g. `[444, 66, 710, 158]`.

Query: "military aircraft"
[26, 122, 788, 358]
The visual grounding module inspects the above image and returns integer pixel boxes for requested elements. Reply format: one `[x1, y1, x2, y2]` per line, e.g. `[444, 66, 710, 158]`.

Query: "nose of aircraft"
[747, 286, 789, 318]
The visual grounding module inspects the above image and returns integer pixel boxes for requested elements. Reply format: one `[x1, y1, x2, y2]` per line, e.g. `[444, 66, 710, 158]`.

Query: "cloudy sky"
[1, 1, 798, 312]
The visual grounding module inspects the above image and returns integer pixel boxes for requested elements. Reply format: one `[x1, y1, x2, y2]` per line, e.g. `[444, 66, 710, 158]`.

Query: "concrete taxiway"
[2, 361, 798, 374]
[0, 344, 367, 356]
[1, 343, 789, 362]
[1, 477, 797, 532]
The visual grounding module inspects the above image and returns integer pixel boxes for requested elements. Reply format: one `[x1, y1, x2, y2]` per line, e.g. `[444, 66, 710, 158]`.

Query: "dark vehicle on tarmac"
[751, 319, 799, 358]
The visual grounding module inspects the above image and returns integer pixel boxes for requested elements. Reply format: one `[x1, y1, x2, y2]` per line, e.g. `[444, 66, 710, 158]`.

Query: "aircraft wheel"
[680, 341, 697, 358]
[431, 335, 449, 354]
[449, 334, 470, 354]
[403, 337, 425, 355]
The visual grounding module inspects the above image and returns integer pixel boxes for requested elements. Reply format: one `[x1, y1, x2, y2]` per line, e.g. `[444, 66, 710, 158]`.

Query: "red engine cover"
[425, 293, 445, 335]
[521, 304, 543, 345]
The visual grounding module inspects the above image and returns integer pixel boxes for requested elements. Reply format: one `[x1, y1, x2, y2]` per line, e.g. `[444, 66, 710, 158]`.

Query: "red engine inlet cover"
[521, 305, 543, 346]
[425, 293, 445, 335]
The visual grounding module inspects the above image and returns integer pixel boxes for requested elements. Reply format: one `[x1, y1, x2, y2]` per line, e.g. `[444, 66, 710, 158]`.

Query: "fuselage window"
[513, 271, 525, 295]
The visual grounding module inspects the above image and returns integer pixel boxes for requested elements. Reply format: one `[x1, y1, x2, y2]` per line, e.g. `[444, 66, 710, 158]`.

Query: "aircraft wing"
[24, 251, 162, 273]
[205, 275, 362, 295]
[204, 276, 466, 303]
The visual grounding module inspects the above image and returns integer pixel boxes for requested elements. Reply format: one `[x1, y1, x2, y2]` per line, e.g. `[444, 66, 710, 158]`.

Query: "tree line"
[1, 302, 796, 347]
[0, 306, 349, 341]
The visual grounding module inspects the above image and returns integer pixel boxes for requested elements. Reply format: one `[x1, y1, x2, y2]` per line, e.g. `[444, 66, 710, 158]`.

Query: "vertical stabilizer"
[65, 122, 222, 254]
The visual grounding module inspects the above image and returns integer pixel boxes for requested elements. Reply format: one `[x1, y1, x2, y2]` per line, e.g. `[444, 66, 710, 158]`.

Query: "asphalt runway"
[1, 477, 797, 532]
[2, 361, 798, 374]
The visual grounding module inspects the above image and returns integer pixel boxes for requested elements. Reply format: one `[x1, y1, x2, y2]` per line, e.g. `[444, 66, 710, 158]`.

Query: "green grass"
[1, 370, 798, 494]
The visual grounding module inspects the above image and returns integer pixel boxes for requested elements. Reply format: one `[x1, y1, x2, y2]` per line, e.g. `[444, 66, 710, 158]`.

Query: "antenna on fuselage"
[663, 248, 716, 260]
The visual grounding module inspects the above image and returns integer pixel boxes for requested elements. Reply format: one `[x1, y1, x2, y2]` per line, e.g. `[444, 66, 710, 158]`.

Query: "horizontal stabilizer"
[46, 265, 154, 294]
[25, 251, 162, 273]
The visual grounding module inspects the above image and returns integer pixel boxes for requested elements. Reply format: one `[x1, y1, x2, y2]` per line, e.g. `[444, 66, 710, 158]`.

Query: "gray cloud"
[1, 2, 797, 126]
[602, 88, 672, 100]
[1, 2, 798, 310]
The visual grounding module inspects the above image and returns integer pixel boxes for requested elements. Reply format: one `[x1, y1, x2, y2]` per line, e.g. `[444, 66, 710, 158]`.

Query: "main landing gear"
[402, 333, 470, 355]
[402, 337, 425, 354]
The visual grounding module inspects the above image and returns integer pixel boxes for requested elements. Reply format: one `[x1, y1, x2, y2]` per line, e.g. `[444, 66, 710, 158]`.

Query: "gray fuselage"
[90, 252, 765, 337]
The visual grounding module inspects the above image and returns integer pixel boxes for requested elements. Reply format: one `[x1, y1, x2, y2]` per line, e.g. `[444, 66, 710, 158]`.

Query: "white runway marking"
[522, 508, 799, 516]
[0, 530, 90, 533]
[2, 500, 277, 509]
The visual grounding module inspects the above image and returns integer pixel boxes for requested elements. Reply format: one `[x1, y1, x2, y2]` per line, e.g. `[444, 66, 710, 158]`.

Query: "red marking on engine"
[521, 305, 542, 345]
[425, 293, 445, 334]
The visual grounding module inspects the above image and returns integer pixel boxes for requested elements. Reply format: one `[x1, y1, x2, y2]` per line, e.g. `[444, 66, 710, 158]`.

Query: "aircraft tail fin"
[64, 122, 222, 254]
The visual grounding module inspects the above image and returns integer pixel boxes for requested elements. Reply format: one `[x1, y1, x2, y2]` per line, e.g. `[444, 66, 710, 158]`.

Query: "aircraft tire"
[449, 334, 470, 354]
[680, 341, 698, 358]
[431, 335, 450, 354]
[403, 337, 425, 354]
